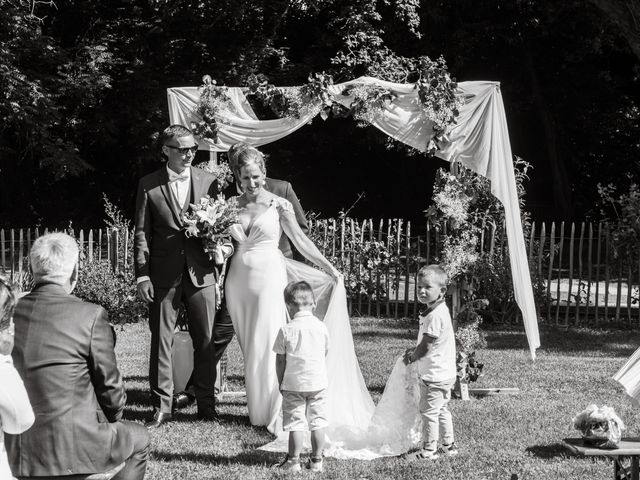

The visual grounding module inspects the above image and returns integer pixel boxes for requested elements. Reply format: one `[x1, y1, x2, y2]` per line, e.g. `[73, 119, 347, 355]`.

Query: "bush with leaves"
[594, 179, 640, 305]
[428, 158, 547, 325]
[306, 211, 398, 312]
[74, 195, 146, 324]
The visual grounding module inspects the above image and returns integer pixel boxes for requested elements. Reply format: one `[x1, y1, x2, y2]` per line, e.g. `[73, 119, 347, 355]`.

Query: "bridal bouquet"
[572, 404, 625, 449]
[183, 194, 240, 261]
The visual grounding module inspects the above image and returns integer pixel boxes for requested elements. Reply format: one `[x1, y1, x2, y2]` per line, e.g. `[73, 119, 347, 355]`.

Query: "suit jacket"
[225, 177, 308, 258]
[135, 166, 222, 289]
[5, 283, 134, 477]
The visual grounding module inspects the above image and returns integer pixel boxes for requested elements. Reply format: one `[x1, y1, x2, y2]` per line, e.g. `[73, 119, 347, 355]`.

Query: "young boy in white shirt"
[273, 281, 330, 473]
[403, 265, 458, 460]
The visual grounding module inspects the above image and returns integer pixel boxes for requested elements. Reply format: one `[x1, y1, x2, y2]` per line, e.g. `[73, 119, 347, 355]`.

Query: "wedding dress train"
[226, 197, 423, 457]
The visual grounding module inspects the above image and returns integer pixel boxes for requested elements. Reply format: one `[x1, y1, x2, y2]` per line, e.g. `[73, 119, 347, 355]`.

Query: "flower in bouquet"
[572, 404, 625, 449]
[183, 194, 240, 258]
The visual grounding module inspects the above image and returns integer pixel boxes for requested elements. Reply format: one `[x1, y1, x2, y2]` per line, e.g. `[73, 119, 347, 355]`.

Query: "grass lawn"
[115, 318, 640, 479]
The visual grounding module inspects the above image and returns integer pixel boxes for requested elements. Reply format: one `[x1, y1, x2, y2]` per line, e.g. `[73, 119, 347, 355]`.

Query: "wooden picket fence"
[1, 220, 638, 325]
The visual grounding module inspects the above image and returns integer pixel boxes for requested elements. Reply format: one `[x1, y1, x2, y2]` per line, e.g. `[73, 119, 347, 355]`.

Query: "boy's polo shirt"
[273, 311, 330, 392]
[416, 302, 457, 383]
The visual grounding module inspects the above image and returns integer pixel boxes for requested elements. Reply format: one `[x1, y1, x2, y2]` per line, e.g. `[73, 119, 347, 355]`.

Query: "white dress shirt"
[167, 165, 191, 208]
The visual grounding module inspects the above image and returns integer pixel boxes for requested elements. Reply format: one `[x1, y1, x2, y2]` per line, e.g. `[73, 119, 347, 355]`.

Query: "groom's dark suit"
[134, 166, 233, 414]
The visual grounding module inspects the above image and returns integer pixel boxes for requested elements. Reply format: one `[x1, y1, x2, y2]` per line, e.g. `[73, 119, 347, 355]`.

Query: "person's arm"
[403, 334, 436, 365]
[134, 180, 154, 302]
[273, 329, 287, 389]
[275, 354, 286, 388]
[0, 363, 35, 434]
[88, 307, 127, 422]
[278, 201, 340, 279]
[284, 183, 308, 235]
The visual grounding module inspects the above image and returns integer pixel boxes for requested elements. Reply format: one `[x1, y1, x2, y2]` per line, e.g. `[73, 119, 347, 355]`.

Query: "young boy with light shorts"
[403, 265, 458, 460]
[273, 281, 330, 473]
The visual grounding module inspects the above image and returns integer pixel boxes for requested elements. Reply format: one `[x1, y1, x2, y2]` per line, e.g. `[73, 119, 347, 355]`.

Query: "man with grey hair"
[6, 233, 150, 479]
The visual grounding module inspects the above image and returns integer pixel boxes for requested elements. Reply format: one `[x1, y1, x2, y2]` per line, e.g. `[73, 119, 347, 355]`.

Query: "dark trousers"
[183, 300, 235, 396]
[149, 270, 229, 413]
[113, 421, 150, 480]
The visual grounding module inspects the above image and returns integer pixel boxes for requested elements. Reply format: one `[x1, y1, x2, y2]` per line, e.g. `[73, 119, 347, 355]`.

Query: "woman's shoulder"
[270, 195, 294, 214]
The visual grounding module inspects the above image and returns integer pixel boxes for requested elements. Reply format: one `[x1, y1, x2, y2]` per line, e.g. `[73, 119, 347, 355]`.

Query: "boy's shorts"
[282, 389, 328, 432]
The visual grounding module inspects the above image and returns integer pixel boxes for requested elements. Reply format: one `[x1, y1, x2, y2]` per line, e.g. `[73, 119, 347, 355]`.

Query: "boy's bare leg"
[288, 431, 305, 458]
[310, 428, 326, 458]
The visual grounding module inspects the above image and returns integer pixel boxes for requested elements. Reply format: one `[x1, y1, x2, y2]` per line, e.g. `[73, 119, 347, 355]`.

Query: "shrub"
[74, 195, 146, 324]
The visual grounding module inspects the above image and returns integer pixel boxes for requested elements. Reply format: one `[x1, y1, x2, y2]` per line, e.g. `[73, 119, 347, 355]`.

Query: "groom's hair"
[284, 281, 315, 308]
[30, 233, 79, 286]
[0, 277, 16, 331]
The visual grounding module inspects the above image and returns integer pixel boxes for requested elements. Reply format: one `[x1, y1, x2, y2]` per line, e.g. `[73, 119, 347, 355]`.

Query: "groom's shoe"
[145, 410, 172, 429]
[172, 391, 195, 413]
[196, 405, 220, 423]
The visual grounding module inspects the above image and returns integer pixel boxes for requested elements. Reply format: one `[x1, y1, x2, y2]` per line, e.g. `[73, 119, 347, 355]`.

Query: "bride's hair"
[227, 142, 267, 177]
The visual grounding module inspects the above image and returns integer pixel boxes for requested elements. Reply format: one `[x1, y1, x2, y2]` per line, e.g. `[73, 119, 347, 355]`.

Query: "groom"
[134, 124, 233, 428]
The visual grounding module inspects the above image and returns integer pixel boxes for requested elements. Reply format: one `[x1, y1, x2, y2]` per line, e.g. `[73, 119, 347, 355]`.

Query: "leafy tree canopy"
[1, 0, 638, 225]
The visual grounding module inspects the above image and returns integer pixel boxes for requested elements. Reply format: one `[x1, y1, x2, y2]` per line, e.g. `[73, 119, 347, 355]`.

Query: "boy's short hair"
[283, 281, 316, 308]
[417, 264, 449, 288]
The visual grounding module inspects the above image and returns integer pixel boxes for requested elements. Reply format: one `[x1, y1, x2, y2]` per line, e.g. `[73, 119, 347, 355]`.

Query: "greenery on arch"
[191, 55, 462, 156]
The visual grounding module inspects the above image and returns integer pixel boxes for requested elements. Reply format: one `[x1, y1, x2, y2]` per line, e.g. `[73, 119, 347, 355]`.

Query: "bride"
[225, 143, 425, 458]
[224, 143, 342, 433]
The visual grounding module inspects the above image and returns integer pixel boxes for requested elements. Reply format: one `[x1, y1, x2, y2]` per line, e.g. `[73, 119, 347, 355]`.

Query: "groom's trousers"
[148, 268, 233, 413]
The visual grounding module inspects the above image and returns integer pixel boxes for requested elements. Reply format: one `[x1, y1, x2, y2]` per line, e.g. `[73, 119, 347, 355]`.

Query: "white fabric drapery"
[167, 77, 540, 359]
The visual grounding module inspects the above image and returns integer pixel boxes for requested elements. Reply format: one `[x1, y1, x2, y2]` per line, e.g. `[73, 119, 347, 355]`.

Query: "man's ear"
[69, 262, 79, 293]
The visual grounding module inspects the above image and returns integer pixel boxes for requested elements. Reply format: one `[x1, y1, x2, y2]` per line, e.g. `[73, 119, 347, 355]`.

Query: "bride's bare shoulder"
[271, 195, 294, 214]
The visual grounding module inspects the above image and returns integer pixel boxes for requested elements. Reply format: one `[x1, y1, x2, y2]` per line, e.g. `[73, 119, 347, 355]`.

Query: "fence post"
[546, 222, 556, 323]
[604, 224, 610, 323]
[123, 229, 129, 272]
[565, 222, 575, 326]
[10, 229, 15, 284]
[0, 229, 5, 273]
[18, 229, 24, 281]
[394, 219, 402, 319]
[576, 222, 585, 325]
[595, 222, 602, 325]
[414, 234, 421, 319]
[404, 221, 411, 318]
[88, 230, 94, 260]
[554, 222, 565, 326]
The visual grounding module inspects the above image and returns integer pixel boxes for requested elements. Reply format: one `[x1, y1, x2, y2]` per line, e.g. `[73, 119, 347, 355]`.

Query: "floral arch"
[166, 75, 541, 359]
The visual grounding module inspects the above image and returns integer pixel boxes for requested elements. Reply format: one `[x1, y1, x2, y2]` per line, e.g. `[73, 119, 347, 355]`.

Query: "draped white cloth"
[614, 347, 640, 407]
[167, 77, 540, 359]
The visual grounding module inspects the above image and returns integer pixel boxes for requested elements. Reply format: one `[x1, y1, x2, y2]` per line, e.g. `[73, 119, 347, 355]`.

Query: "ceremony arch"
[166, 77, 541, 359]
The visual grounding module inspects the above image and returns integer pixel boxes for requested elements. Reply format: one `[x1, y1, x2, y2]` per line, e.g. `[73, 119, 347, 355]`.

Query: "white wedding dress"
[226, 197, 424, 458]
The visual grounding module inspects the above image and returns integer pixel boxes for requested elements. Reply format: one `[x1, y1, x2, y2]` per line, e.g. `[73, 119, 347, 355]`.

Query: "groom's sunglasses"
[166, 145, 199, 155]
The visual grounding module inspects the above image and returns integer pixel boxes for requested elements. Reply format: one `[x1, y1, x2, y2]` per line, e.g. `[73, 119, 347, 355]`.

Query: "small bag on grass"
[572, 404, 625, 449]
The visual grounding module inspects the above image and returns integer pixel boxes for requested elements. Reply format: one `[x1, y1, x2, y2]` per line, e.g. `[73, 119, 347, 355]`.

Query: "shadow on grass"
[485, 329, 640, 357]
[353, 329, 414, 340]
[152, 448, 279, 467]
[525, 443, 573, 459]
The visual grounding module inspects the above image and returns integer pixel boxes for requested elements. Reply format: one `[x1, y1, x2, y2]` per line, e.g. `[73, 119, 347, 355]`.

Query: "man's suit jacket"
[6, 283, 135, 477]
[135, 166, 222, 289]
[225, 177, 308, 258]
